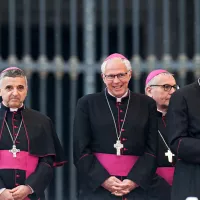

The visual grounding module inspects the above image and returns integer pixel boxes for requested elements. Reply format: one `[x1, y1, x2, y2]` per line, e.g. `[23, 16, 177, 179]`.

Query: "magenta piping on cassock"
[79, 153, 89, 160]
[145, 152, 156, 157]
[0, 111, 7, 140]
[21, 112, 30, 152]
[177, 138, 182, 156]
[94, 153, 139, 176]
[156, 167, 175, 185]
[21, 113, 67, 166]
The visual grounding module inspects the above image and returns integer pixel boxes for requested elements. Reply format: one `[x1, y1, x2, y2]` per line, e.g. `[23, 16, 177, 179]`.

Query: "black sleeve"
[25, 156, 54, 198]
[127, 100, 158, 189]
[73, 98, 110, 191]
[0, 178, 5, 189]
[167, 91, 200, 163]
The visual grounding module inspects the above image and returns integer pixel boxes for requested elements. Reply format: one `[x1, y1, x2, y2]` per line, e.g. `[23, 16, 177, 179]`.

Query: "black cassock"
[167, 81, 200, 200]
[73, 90, 168, 200]
[147, 112, 177, 200]
[0, 103, 66, 200]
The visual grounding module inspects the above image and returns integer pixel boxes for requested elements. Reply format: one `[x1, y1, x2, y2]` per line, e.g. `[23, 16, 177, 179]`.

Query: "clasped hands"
[102, 176, 138, 196]
[0, 185, 32, 200]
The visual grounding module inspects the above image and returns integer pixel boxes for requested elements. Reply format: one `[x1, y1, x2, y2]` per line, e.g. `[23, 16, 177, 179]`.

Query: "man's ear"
[128, 70, 132, 81]
[101, 73, 106, 84]
[145, 86, 152, 97]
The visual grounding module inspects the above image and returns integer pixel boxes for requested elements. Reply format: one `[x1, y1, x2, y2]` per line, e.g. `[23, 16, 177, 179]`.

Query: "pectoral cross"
[9, 145, 20, 158]
[114, 140, 123, 156]
[165, 149, 174, 163]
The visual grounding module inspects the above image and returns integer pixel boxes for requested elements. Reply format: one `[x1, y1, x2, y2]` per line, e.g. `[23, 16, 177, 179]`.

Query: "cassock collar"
[157, 109, 167, 117]
[0, 102, 25, 112]
[106, 88, 129, 102]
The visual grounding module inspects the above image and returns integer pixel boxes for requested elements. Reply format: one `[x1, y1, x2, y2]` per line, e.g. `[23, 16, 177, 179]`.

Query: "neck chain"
[158, 130, 175, 163]
[105, 89, 130, 140]
[5, 120, 23, 145]
[158, 130, 170, 150]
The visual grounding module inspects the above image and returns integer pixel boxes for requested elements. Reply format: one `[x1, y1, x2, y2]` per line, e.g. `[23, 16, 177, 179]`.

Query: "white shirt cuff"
[0, 188, 6, 194]
[26, 185, 34, 194]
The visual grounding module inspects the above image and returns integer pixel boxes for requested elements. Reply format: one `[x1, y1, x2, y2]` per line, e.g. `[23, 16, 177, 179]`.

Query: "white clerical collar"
[157, 109, 167, 116]
[2, 102, 24, 112]
[107, 90, 129, 102]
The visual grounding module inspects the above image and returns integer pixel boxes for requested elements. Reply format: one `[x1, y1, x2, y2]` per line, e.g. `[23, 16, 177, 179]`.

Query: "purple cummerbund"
[94, 153, 139, 176]
[156, 167, 175, 185]
[0, 150, 39, 200]
[0, 150, 38, 178]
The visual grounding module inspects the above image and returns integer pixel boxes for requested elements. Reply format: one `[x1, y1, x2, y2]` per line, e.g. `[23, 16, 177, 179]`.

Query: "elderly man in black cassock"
[145, 69, 178, 200]
[73, 53, 159, 200]
[167, 78, 200, 200]
[0, 67, 66, 200]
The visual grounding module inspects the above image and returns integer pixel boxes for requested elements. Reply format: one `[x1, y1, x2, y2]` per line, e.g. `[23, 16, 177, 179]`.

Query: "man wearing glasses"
[145, 69, 178, 200]
[73, 53, 158, 200]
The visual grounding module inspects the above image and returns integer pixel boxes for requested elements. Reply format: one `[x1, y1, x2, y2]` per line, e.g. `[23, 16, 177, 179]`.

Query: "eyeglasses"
[150, 84, 179, 91]
[104, 71, 130, 81]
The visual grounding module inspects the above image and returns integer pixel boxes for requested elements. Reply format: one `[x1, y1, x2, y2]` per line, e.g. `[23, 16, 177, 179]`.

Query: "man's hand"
[121, 179, 138, 192]
[0, 189, 14, 200]
[102, 176, 132, 196]
[10, 185, 32, 200]
[110, 179, 138, 196]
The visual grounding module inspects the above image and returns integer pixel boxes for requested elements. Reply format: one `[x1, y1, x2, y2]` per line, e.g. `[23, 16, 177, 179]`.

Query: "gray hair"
[0, 68, 28, 87]
[101, 58, 132, 73]
[145, 72, 174, 92]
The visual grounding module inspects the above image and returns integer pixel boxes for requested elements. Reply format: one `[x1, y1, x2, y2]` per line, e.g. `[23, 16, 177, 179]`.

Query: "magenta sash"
[0, 150, 39, 200]
[94, 153, 139, 176]
[156, 167, 175, 185]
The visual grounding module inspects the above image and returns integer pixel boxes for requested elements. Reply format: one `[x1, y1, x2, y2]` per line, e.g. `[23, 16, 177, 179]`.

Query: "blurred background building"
[0, 0, 199, 199]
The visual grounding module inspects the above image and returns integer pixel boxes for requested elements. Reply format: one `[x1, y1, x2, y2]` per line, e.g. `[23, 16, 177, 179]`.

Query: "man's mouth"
[113, 85, 123, 90]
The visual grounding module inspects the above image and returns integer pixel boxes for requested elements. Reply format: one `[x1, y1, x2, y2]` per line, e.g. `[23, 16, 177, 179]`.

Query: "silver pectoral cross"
[114, 140, 123, 156]
[9, 145, 20, 158]
[165, 149, 174, 163]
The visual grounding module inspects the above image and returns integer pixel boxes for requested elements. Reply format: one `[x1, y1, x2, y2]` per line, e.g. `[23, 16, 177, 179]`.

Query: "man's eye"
[118, 73, 125, 77]
[5, 86, 12, 90]
[18, 86, 24, 90]
[164, 85, 171, 89]
[107, 75, 114, 78]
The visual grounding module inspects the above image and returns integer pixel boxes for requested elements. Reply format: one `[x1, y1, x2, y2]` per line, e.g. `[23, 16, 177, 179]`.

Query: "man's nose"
[12, 88, 19, 95]
[113, 76, 120, 83]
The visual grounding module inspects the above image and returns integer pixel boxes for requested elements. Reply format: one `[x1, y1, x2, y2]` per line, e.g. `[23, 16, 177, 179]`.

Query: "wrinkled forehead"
[154, 73, 176, 84]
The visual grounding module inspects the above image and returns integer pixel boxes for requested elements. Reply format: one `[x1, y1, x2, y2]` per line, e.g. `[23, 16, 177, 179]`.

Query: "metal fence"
[0, 0, 199, 199]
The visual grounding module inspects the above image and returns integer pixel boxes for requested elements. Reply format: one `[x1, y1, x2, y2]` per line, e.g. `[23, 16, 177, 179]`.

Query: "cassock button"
[124, 148, 128, 151]
[14, 126, 18, 128]
[120, 110, 123, 113]
[15, 183, 19, 186]
[120, 119, 124, 122]
[16, 174, 20, 178]
[122, 138, 127, 141]
[122, 129, 125, 132]
[15, 141, 20, 144]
